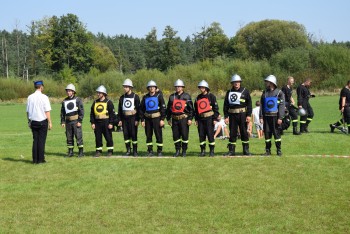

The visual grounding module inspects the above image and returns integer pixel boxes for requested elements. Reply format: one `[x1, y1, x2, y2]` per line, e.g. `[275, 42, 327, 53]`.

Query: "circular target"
[199, 100, 208, 109]
[174, 102, 183, 110]
[147, 100, 156, 108]
[67, 102, 75, 110]
[96, 104, 105, 113]
[267, 100, 275, 109]
[230, 93, 238, 102]
[124, 100, 132, 108]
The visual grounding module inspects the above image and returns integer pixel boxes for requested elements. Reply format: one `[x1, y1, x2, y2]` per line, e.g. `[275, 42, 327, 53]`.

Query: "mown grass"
[0, 96, 349, 233]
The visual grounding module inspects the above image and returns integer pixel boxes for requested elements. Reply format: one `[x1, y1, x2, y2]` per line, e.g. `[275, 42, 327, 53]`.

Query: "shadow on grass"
[2, 157, 33, 164]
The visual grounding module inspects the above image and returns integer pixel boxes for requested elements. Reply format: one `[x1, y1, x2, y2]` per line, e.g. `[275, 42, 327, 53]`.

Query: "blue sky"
[1, 0, 349, 42]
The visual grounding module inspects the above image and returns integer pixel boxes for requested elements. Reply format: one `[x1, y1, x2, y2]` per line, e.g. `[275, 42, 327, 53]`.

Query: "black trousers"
[197, 117, 214, 147]
[228, 113, 249, 143]
[65, 121, 83, 148]
[171, 118, 189, 150]
[300, 102, 314, 126]
[30, 120, 48, 163]
[287, 105, 299, 127]
[263, 116, 281, 150]
[94, 120, 113, 150]
[145, 117, 163, 148]
[122, 115, 138, 143]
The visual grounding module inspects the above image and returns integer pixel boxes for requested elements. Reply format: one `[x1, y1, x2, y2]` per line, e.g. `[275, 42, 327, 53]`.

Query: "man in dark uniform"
[259, 75, 285, 156]
[166, 79, 194, 157]
[26, 80, 52, 164]
[281, 76, 301, 135]
[223, 74, 252, 156]
[194, 80, 220, 157]
[90, 85, 115, 157]
[140, 80, 166, 156]
[297, 78, 315, 133]
[60, 84, 85, 157]
[330, 80, 350, 134]
[118, 79, 140, 156]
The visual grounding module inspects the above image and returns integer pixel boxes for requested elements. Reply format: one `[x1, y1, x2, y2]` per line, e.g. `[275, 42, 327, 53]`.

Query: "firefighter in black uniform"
[140, 80, 166, 156]
[118, 79, 140, 156]
[223, 74, 252, 156]
[60, 84, 84, 157]
[330, 80, 350, 134]
[90, 85, 115, 157]
[281, 76, 301, 135]
[166, 79, 194, 157]
[297, 78, 315, 133]
[259, 75, 285, 156]
[194, 80, 220, 157]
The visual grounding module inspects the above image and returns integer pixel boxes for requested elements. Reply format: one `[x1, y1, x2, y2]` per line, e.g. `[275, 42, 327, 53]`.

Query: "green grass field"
[1, 96, 349, 233]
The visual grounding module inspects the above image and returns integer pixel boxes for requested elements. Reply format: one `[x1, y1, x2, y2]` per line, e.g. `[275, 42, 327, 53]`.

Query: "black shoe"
[147, 151, 154, 157]
[78, 148, 84, 157]
[199, 151, 206, 157]
[94, 151, 101, 157]
[277, 150, 282, 156]
[181, 150, 186, 157]
[173, 150, 180, 157]
[157, 152, 163, 157]
[133, 151, 138, 157]
[330, 124, 335, 133]
[263, 150, 271, 156]
[293, 131, 301, 135]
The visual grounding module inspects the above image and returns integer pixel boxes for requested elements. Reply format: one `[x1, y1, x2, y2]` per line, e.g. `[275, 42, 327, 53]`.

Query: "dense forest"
[1, 13, 350, 100]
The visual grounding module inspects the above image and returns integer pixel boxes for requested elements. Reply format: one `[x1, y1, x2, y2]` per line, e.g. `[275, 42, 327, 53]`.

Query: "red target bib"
[197, 98, 211, 114]
[172, 99, 186, 113]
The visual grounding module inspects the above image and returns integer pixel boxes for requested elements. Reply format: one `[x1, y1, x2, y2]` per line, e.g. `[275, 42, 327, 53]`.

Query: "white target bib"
[64, 99, 78, 114]
[122, 98, 135, 111]
[228, 92, 242, 105]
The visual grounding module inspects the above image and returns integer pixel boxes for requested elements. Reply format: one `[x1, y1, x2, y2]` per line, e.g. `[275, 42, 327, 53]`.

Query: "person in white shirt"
[252, 100, 263, 139]
[26, 80, 52, 164]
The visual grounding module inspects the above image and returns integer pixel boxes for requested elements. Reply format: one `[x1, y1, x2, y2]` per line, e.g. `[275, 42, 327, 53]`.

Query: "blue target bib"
[264, 96, 278, 112]
[145, 96, 159, 111]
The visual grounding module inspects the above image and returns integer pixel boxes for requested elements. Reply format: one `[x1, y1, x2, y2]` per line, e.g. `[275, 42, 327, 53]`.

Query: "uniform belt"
[172, 114, 188, 120]
[66, 115, 78, 121]
[144, 112, 161, 118]
[228, 108, 246, 114]
[95, 114, 109, 119]
[199, 111, 214, 118]
[265, 112, 278, 116]
[123, 110, 137, 116]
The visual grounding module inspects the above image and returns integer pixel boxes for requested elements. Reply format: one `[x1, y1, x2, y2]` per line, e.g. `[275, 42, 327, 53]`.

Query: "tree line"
[1, 13, 350, 100]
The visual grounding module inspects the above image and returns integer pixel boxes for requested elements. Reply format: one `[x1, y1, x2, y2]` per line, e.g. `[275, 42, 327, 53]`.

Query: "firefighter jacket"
[194, 92, 220, 121]
[60, 96, 84, 124]
[90, 98, 115, 124]
[259, 88, 285, 119]
[281, 85, 294, 107]
[117, 92, 141, 121]
[339, 86, 350, 110]
[139, 91, 166, 121]
[297, 84, 311, 106]
[223, 87, 252, 118]
[166, 92, 194, 121]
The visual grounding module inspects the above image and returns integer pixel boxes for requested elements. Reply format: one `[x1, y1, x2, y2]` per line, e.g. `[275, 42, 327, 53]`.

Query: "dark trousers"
[145, 117, 163, 149]
[31, 120, 48, 163]
[122, 115, 138, 142]
[300, 102, 314, 129]
[288, 106, 299, 127]
[228, 113, 249, 143]
[263, 116, 281, 150]
[65, 121, 83, 148]
[197, 117, 214, 147]
[94, 120, 113, 150]
[171, 118, 189, 150]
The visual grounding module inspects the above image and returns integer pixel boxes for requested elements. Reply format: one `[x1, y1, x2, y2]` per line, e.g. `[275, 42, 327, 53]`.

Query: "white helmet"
[123, 78, 133, 87]
[174, 79, 185, 87]
[265, 75, 277, 87]
[198, 80, 210, 90]
[65, 84, 76, 92]
[96, 85, 107, 95]
[298, 108, 307, 116]
[230, 74, 242, 83]
[147, 80, 157, 88]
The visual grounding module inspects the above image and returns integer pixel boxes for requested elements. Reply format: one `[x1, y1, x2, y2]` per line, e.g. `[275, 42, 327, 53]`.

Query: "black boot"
[147, 146, 154, 157]
[209, 145, 215, 157]
[181, 149, 187, 157]
[199, 146, 206, 157]
[132, 144, 138, 157]
[94, 150, 102, 157]
[276, 141, 282, 156]
[125, 143, 131, 156]
[224, 144, 235, 156]
[67, 148, 74, 157]
[107, 150, 113, 157]
[263, 149, 271, 156]
[293, 126, 301, 135]
[78, 147, 84, 157]
[263, 141, 271, 156]
[157, 147, 163, 157]
[173, 149, 180, 157]
[243, 143, 251, 156]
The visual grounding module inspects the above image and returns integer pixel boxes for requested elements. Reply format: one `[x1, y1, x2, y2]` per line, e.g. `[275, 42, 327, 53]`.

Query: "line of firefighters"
[60, 75, 350, 158]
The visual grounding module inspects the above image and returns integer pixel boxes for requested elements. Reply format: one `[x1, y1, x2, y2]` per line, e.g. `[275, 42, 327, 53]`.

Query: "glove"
[311, 94, 316, 98]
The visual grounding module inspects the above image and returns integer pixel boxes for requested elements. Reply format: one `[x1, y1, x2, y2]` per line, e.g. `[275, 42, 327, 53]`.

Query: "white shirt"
[252, 106, 260, 124]
[26, 90, 51, 121]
